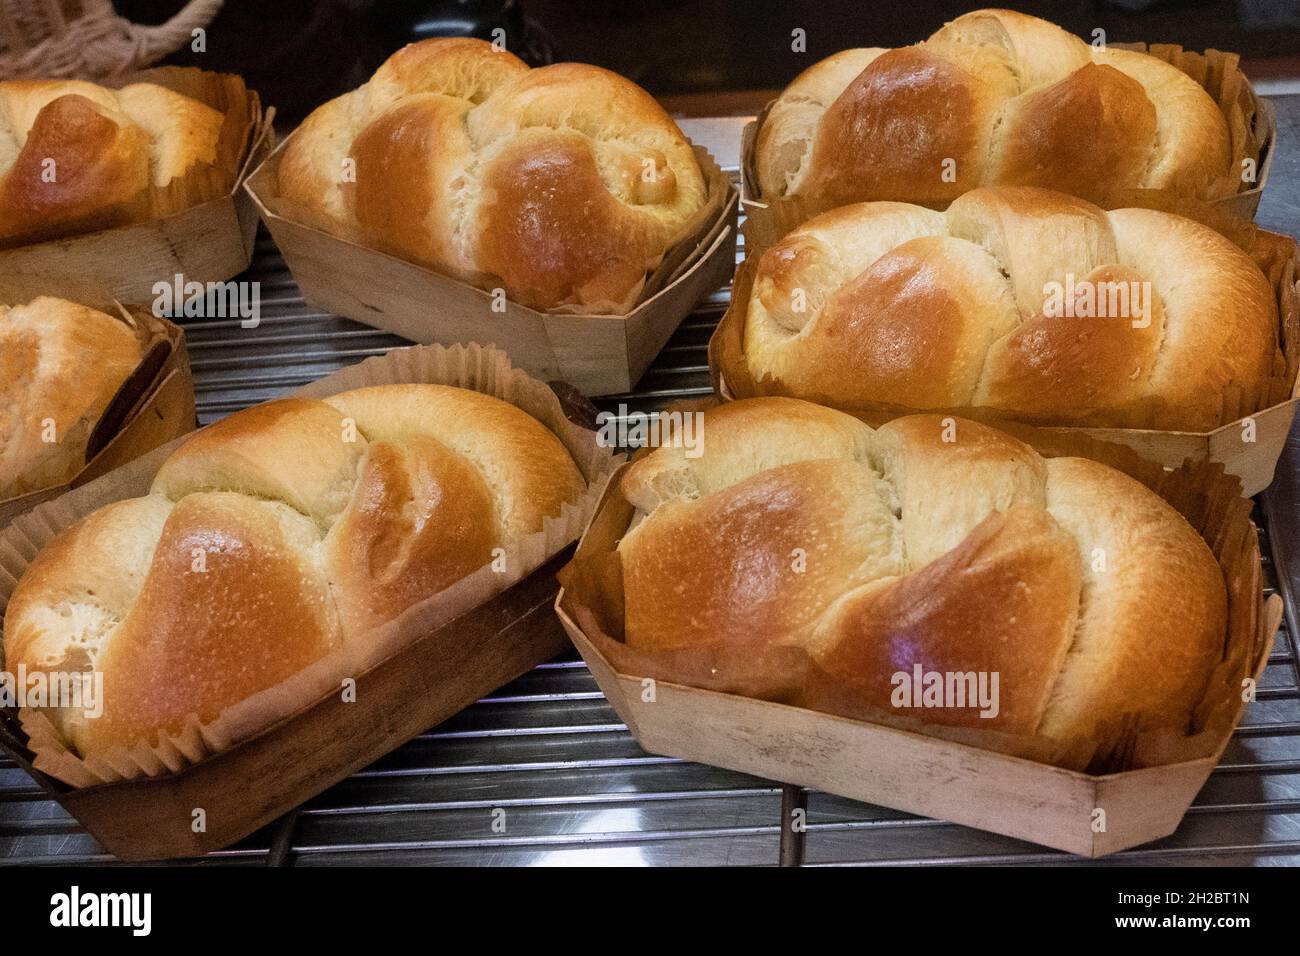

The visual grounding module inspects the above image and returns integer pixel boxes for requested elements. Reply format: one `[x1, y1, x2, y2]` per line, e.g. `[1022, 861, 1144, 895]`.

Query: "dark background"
[117, 0, 1300, 121]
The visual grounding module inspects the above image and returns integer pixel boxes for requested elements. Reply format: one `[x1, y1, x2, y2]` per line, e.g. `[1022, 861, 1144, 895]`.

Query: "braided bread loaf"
[3, 384, 586, 762]
[740, 187, 1277, 430]
[277, 38, 708, 313]
[0, 79, 223, 243]
[755, 9, 1235, 208]
[1, 297, 142, 500]
[618, 398, 1224, 752]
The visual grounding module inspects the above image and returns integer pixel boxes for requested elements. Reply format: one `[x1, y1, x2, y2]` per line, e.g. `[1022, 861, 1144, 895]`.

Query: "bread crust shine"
[3, 384, 587, 760]
[741, 187, 1278, 430]
[755, 9, 1234, 207]
[617, 399, 1225, 756]
[0, 80, 223, 243]
[0, 297, 142, 501]
[278, 38, 708, 313]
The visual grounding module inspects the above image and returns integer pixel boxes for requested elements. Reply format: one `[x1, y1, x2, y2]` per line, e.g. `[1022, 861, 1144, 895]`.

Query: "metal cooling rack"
[2, 113, 1299, 866]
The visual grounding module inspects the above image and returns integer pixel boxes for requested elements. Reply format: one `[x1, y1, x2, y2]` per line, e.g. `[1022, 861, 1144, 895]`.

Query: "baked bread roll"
[278, 38, 708, 313]
[755, 9, 1235, 207]
[0, 297, 142, 500]
[617, 398, 1225, 755]
[740, 187, 1277, 430]
[0, 79, 224, 244]
[3, 384, 586, 762]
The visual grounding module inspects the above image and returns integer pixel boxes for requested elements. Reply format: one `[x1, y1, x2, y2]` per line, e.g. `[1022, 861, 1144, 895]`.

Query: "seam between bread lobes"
[0, 298, 143, 501]
[276, 37, 708, 313]
[0, 79, 224, 242]
[615, 398, 1226, 755]
[2, 384, 587, 761]
[741, 186, 1278, 430]
[755, 9, 1235, 206]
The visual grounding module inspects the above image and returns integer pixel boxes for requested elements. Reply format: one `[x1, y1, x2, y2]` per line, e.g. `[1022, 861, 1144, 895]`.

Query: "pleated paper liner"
[245, 134, 739, 396]
[739, 43, 1275, 258]
[0, 67, 275, 304]
[0, 300, 195, 530]
[0, 342, 622, 794]
[710, 227, 1300, 497]
[555, 406, 1279, 856]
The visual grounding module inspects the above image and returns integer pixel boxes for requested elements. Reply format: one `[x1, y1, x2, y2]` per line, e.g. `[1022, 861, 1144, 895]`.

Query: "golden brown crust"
[74, 492, 341, 755]
[350, 94, 471, 275]
[151, 398, 364, 525]
[1039, 457, 1225, 743]
[476, 131, 660, 310]
[617, 398, 1226, 754]
[742, 187, 1277, 430]
[621, 459, 900, 652]
[3, 384, 586, 760]
[802, 46, 1002, 206]
[321, 384, 586, 538]
[324, 436, 499, 634]
[0, 80, 223, 243]
[0, 95, 149, 241]
[2, 497, 172, 678]
[978, 264, 1165, 415]
[278, 38, 707, 313]
[809, 505, 1081, 735]
[0, 297, 142, 500]
[773, 235, 1017, 408]
[755, 9, 1232, 206]
[988, 64, 1157, 204]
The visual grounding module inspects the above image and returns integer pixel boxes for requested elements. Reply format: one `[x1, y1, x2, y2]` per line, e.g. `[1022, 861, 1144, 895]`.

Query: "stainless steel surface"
[2, 114, 1300, 866]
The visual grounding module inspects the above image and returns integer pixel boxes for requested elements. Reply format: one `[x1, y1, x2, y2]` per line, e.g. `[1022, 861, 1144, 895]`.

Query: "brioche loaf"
[755, 9, 1236, 208]
[740, 186, 1277, 430]
[0, 79, 224, 243]
[0, 297, 142, 501]
[277, 38, 708, 313]
[3, 384, 586, 762]
[617, 398, 1225, 754]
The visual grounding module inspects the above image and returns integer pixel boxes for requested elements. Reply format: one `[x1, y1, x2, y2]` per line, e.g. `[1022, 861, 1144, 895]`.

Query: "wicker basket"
[0, 0, 222, 80]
